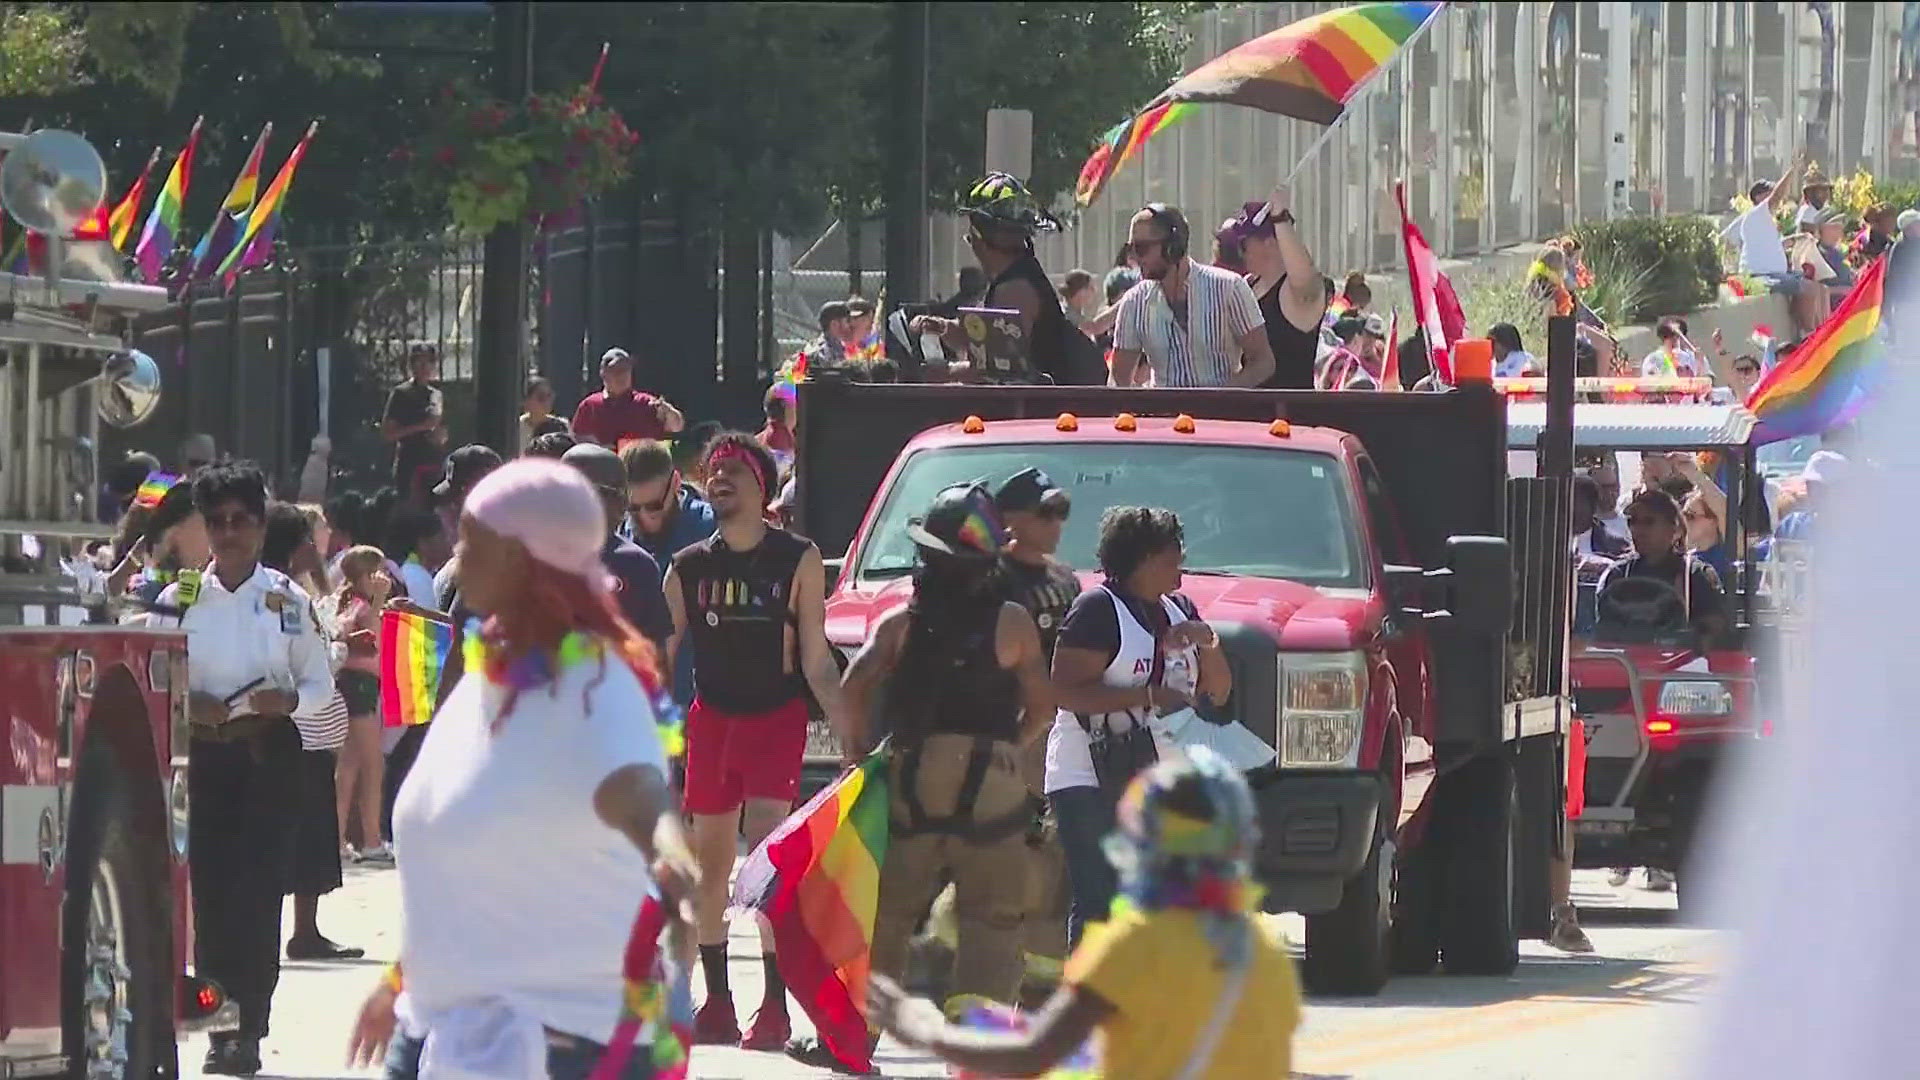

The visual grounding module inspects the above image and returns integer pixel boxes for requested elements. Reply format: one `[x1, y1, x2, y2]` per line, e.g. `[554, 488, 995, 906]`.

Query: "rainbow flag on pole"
[378, 609, 454, 727]
[1745, 255, 1886, 445]
[215, 121, 316, 289]
[108, 147, 160, 252]
[190, 122, 272, 281]
[731, 749, 891, 1074]
[132, 471, 180, 509]
[134, 118, 202, 284]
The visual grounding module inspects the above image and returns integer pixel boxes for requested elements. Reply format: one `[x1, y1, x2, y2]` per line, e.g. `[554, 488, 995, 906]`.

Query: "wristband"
[382, 964, 404, 993]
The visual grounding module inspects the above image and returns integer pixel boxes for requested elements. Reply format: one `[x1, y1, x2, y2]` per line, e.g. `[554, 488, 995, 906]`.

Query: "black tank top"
[1256, 275, 1323, 389]
[985, 252, 1073, 385]
[673, 527, 812, 714]
[999, 554, 1081, 657]
[889, 602, 1022, 744]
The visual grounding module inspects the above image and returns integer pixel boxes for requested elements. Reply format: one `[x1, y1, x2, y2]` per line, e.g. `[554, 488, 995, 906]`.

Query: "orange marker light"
[1453, 338, 1493, 383]
[961, 415, 986, 434]
[1646, 718, 1675, 735]
[1172, 414, 1196, 434]
[1114, 413, 1137, 432]
[1056, 413, 1079, 431]
[1268, 419, 1291, 437]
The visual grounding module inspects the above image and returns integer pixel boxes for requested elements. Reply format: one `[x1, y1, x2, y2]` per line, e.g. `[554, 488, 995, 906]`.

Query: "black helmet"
[905, 481, 1007, 561]
[961, 172, 1062, 237]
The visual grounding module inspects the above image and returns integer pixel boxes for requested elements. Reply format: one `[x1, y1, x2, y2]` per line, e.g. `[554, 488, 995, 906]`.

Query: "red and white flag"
[1381, 308, 1401, 390]
[1395, 180, 1467, 384]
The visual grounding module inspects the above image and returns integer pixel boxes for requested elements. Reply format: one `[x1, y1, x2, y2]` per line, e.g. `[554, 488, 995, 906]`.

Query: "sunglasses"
[204, 511, 256, 530]
[630, 478, 678, 515]
[1733, 364, 1759, 376]
[1126, 238, 1166, 256]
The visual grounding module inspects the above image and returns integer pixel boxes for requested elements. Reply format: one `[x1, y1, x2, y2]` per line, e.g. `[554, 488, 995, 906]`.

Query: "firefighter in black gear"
[843, 482, 1056, 1016]
[150, 465, 333, 1076]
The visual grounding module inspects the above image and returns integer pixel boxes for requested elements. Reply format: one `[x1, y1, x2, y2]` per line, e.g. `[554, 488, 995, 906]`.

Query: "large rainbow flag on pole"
[107, 147, 160, 252]
[378, 609, 454, 727]
[1745, 255, 1886, 445]
[189, 122, 272, 282]
[731, 749, 891, 1075]
[215, 121, 316, 289]
[134, 117, 202, 284]
[1076, 2, 1446, 206]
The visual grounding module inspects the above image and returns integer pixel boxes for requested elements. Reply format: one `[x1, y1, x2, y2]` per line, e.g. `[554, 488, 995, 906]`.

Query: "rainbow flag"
[132, 471, 180, 508]
[730, 749, 891, 1074]
[378, 609, 454, 727]
[1745, 255, 1886, 445]
[107, 147, 160, 252]
[190, 122, 272, 282]
[215, 121, 316, 289]
[1076, 2, 1444, 206]
[588, 893, 692, 1080]
[135, 118, 203, 285]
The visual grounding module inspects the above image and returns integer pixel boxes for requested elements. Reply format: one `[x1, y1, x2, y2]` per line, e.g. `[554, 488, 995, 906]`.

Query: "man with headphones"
[1110, 203, 1277, 388]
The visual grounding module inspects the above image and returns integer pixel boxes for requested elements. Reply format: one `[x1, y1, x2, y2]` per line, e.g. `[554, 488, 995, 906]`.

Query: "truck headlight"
[1657, 680, 1733, 716]
[1279, 652, 1368, 768]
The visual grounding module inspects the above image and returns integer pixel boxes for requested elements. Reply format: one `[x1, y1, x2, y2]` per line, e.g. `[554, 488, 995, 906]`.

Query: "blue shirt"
[601, 536, 673, 652]
[619, 489, 715, 704]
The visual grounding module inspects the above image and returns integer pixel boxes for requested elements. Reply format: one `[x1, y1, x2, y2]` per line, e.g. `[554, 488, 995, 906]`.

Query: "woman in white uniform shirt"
[347, 459, 698, 1080]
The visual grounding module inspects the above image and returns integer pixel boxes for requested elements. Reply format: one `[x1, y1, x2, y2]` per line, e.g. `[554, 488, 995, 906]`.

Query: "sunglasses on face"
[204, 511, 255, 531]
[1733, 365, 1759, 377]
[1126, 238, 1166, 256]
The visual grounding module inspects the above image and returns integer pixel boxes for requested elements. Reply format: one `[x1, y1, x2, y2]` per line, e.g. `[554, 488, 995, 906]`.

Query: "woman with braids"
[1047, 506, 1231, 948]
[345, 459, 698, 1080]
[868, 748, 1301, 1078]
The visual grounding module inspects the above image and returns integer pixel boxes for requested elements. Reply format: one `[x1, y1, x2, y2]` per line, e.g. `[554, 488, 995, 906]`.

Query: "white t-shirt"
[1641, 348, 1698, 377]
[400, 559, 439, 609]
[1728, 204, 1791, 276]
[1495, 350, 1539, 378]
[394, 651, 668, 1043]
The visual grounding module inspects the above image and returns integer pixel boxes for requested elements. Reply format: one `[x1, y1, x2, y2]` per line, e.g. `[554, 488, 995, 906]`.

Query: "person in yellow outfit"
[868, 746, 1300, 1079]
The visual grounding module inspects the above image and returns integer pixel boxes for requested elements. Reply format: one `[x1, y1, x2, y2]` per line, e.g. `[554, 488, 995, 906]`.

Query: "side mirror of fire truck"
[1385, 535, 1513, 637]
[95, 349, 162, 427]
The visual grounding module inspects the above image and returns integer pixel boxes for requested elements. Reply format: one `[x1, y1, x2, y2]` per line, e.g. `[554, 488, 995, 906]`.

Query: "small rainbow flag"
[731, 748, 891, 1074]
[190, 122, 273, 282]
[108, 147, 161, 253]
[1745, 254, 1886, 445]
[587, 893, 692, 1080]
[1074, 100, 1195, 207]
[132, 471, 180, 508]
[216, 121, 319, 289]
[135, 118, 203, 285]
[378, 609, 454, 727]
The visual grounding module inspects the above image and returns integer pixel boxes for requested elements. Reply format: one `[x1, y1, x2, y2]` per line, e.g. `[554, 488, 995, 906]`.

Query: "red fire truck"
[0, 129, 227, 1080]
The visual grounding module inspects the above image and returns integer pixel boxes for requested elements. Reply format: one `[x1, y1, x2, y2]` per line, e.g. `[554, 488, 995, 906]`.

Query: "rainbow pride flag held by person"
[952, 1002, 1098, 1080]
[730, 749, 891, 1074]
[1075, 2, 1445, 206]
[378, 609, 454, 727]
[132, 471, 180, 509]
[1745, 255, 1886, 446]
[135, 118, 203, 285]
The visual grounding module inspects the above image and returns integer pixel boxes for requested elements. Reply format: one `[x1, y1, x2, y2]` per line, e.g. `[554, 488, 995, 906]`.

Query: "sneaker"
[355, 844, 396, 865]
[784, 1036, 877, 1075]
[1548, 904, 1594, 954]
[1607, 868, 1632, 887]
[741, 1003, 791, 1051]
[692, 996, 741, 1046]
[286, 935, 365, 961]
[202, 1035, 261, 1077]
[1645, 868, 1676, 892]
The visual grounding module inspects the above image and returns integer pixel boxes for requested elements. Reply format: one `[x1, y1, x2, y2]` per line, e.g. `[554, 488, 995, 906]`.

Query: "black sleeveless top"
[672, 527, 812, 714]
[985, 252, 1074, 385]
[999, 554, 1081, 657]
[1255, 275, 1323, 390]
[889, 601, 1022, 744]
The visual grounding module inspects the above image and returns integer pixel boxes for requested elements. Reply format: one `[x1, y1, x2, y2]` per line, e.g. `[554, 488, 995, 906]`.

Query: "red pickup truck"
[794, 378, 1576, 995]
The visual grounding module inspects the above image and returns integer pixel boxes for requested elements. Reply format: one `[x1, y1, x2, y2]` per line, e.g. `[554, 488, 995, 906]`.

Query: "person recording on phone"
[146, 464, 334, 1076]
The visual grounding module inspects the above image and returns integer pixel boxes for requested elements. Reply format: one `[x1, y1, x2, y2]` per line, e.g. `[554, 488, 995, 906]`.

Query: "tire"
[1438, 753, 1520, 976]
[1389, 826, 1442, 975]
[62, 753, 165, 1080]
[1302, 815, 1394, 996]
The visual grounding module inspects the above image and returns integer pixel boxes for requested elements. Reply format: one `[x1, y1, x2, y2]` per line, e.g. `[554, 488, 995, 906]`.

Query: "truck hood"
[827, 571, 1376, 653]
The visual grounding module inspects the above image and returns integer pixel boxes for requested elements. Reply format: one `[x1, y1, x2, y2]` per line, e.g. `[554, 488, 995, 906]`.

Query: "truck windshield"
[854, 443, 1365, 587]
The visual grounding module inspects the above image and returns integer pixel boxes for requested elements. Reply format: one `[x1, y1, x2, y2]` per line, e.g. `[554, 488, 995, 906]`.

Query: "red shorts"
[682, 696, 809, 815]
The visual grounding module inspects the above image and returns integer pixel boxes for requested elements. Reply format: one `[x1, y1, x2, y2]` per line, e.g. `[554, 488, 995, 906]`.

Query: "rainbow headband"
[706, 441, 773, 501]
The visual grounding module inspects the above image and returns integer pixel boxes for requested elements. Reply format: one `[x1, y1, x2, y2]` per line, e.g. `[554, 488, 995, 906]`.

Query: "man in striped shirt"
[1110, 203, 1277, 388]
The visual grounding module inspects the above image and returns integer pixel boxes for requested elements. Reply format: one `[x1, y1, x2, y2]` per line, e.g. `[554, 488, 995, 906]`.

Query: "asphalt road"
[185, 866, 1712, 1080]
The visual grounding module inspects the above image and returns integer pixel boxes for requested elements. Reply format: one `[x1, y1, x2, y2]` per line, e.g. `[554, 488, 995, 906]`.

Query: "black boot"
[203, 1034, 262, 1077]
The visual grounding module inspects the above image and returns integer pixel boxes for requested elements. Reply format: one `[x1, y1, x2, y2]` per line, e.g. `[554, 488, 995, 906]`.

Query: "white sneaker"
[1607, 868, 1632, 887]
[1645, 868, 1675, 892]
[355, 844, 395, 865]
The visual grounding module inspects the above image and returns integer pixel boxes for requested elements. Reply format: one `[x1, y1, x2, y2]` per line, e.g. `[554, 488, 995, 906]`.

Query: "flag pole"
[1258, 0, 1454, 220]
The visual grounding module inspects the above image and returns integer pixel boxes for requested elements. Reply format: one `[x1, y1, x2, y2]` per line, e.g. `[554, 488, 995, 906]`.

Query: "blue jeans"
[1051, 785, 1119, 949]
[383, 1030, 658, 1080]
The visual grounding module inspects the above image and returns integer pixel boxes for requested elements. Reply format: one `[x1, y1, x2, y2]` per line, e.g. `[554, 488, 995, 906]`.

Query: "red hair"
[477, 556, 665, 721]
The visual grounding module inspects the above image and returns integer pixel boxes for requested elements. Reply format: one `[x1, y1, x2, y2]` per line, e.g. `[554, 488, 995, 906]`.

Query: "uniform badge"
[263, 591, 287, 614]
[705, 610, 720, 627]
[175, 571, 202, 607]
[1038, 613, 1055, 629]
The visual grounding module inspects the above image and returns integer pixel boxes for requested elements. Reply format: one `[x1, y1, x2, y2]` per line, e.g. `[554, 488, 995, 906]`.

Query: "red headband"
[707, 441, 772, 501]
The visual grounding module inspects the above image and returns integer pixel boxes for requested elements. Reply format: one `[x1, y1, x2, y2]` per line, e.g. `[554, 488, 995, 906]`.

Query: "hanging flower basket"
[407, 81, 639, 237]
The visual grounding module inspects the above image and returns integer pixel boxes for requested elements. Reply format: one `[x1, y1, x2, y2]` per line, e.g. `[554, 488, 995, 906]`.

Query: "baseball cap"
[463, 459, 615, 594]
[906, 481, 1006, 560]
[560, 443, 627, 500]
[1216, 200, 1278, 247]
[434, 444, 504, 498]
[600, 347, 632, 369]
[994, 467, 1071, 515]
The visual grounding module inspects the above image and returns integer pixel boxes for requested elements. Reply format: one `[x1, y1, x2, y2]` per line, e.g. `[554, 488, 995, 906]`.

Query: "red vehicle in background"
[1504, 393, 1772, 915]
[0, 129, 228, 1080]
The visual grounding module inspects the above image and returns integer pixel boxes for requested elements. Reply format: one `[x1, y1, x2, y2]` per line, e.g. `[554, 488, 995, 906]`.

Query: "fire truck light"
[1646, 718, 1675, 735]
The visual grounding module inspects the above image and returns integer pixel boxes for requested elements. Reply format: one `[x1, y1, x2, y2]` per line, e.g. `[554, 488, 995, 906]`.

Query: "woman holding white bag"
[1048, 506, 1232, 948]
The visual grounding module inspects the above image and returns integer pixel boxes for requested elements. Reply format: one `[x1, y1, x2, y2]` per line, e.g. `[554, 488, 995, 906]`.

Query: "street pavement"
[194, 865, 1712, 1080]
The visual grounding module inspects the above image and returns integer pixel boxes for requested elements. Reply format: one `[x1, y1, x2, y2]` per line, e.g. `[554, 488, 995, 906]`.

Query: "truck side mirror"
[1442, 535, 1511, 636]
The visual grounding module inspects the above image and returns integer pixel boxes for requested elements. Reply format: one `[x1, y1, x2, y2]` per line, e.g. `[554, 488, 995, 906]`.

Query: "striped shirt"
[1112, 260, 1265, 387]
[296, 590, 352, 750]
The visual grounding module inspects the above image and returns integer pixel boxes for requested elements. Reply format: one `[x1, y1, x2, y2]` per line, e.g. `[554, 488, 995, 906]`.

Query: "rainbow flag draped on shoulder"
[731, 748, 891, 1075]
[378, 609, 454, 727]
[1745, 255, 1887, 445]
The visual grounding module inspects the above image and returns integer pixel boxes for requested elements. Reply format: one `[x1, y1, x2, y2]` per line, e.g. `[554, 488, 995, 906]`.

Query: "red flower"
[436, 146, 457, 166]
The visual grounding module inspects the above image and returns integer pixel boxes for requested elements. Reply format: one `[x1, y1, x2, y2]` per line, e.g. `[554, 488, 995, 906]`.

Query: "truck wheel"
[1389, 826, 1442, 975]
[1439, 754, 1520, 976]
[1302, 819, 1393, 996]
[62, 754, 164, 1080]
